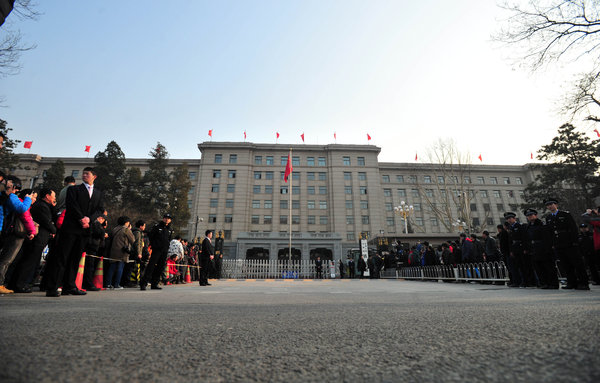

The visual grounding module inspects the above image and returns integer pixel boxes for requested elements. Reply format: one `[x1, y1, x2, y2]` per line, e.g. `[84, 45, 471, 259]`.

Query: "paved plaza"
[1, 280, 599, 382]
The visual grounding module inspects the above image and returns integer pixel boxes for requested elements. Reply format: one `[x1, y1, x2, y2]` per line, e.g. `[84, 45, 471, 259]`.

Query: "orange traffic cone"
[93, 256, 104, 290]
[164, 263, 171, 285]
[75, 252, 86, 291]
[185, 266, 191, 283]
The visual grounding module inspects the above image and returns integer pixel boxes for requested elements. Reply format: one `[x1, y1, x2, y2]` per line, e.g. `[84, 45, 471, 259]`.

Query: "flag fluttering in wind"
[208, 129, 213, 137]
[478, 154, 482, 162]
[85, 145, 91, 153]
[415, 152, 418, 161]
[284, 152, 293, 183]
[594, 128, 600, 137]
[367, 133, 371, 141]
[276, 132, 280, 139]
[301, 133, 305, 143]
[334, 132, 336, 140]
[244, 131, 246, 140]
[530, 152, 534, 160]
[24, 141, 32, 149]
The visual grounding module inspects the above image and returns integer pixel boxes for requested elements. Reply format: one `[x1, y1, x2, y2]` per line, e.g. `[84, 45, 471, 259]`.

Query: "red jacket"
[589, 220, 600, 250]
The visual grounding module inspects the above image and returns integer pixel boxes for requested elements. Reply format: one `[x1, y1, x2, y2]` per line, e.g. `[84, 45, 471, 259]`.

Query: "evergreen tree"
[524, 123, 600, 214]
[0, 119, 20, 173]
[41, 159, 65, 193]
[141, 142, 170, 218]
[167, 163, 192, 235]
[94, 141, 126, 210]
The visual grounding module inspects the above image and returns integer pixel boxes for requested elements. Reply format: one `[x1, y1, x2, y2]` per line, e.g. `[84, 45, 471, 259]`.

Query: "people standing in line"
[357, 255, 366, 278]
[130, 220, 146, 286]
[582, 207, 600, 285]
[338, 259, 345, 279]
[106, 216, 135, 290]
[459, 233, 473, 264]
[56, 176, 76, 215]
[10, 188, 56, 293]
[523, 208, 559, 289]
[82, 214, 107, 291]
[579, 224, 599, 286]
[347, 256, 355, 279]
[315, 256, 323, 279]
[44, 167, 104, 297]
[140, 213, 173, 290]
[481, 231, 500, 263]
[504, 212, 532, 288]
[545, 198, 589, 290]
[199, 230, 214, 286]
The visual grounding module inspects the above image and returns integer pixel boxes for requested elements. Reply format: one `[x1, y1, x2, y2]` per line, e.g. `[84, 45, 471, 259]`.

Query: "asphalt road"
[1, 279, 599, 383]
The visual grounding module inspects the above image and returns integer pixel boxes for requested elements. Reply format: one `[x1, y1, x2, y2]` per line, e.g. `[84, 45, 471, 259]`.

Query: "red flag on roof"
[594, 128, 600, 137]
[244, 131, 246, 140]
[208, 129, 213, 137]
[478, 154, 482, 162]
[334, 132, 336, 140]
[530, 152, 534, 160]
[85, 145, 91, 153]
[367, 133, 371, 141]
[415, 152, 418, 161]
[24, 141, 32, 149]
[301, 133, 305, 143]
[276, 132, 280, 139]
[284, 152, 293, 183]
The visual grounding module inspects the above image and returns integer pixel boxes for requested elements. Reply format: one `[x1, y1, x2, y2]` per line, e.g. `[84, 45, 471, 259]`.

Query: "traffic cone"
[185, 266, 191, 283]
[93, 256, 104, 290]
[75, 252, 86, 291]
[164, 263, 171, 285]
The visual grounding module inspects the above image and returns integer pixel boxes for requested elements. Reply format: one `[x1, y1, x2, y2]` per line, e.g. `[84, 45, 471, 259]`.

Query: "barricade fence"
[221, 259, 335, 279]
[396, 262, 510, 283]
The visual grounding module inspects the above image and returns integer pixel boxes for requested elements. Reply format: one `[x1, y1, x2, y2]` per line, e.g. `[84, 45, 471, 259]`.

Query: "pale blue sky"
[1, 0, 591, 164]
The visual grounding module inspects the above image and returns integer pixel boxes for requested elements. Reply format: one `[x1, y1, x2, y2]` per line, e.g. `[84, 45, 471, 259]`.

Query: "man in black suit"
[199, 230, 214, 286]
[45, 167, 104, 297]
[140, 213, 172, 290]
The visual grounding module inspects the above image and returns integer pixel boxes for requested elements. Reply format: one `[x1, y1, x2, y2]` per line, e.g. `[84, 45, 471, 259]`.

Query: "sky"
[1, 0, 596, 164]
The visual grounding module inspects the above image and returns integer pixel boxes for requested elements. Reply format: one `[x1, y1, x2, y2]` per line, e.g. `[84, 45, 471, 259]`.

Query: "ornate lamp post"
[452, 218, 467, 233]
[394, 201, 414, 234]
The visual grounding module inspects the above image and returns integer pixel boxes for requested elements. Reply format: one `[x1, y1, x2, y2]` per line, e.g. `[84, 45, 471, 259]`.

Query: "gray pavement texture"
[1, 279, 599, 383]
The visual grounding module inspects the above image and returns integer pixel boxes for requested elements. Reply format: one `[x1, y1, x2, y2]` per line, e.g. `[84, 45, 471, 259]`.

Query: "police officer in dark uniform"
[544, 198, 589, 290]
[523, 208, 559, 289]
[504, 212, 524, 287]
[140, 213, 173, 290]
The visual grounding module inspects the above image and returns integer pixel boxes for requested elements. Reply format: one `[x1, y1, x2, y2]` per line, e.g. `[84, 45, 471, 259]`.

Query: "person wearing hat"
[544, 198, 589, 290]
[503, 212, 531, 287]
[140, 213, 173, 290]
[523, 208, 558, 289]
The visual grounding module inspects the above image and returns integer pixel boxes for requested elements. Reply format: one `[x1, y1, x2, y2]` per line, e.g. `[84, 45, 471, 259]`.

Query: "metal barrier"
[221, 260, 334, 279]
[396, 262, 510, 283]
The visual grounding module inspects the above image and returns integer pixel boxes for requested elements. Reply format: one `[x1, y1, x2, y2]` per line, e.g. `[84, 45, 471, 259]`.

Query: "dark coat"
[524, 218, 552, 261]
[60, 183, 104, 235]
[29, 199, 56, 245]
[545, 210, 579, 249]
[84, 220, 105, 255]
[149, 221, 172, 253]
[200, 237, 214, 265]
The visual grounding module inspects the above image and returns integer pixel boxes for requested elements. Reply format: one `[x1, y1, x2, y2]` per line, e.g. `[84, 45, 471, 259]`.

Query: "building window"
[519, 190, 524, 198]
[408, 175, 417, 184]
[483, 203, 491, 212]
[430, 217, 438, 226]
[292, 186, 300, 195]
[382, 175, 390, 183]
[227, 184, 235, 193]
[397, 189, 406, 197]
[308, 200, 315, 209]
[225, 199, 234, 208]
[307, 172, 315, 180]
[319, 201, 327, 209]
[496, 203, 504, 211]
[345, 186, 352, 194]
[280, 186, 288, 194]
[464, 176, 471, 184]
[437, 176, 445, 184]
[188, 172, 197, 180]
[357, 157, 365, 166]
[472, 218, 480, 227]
[359, 187, 367, 195]
[264, 171, 273, 180]
[507, 190, 514, 198]
[264, 215, 272, 224]
[470, 203, 477, 211]
[319, 186, 327, 194]
[292, 215, 300, 224]
[254, 156, 262, 165]
[503, 177, 511, 185]
[358, 172, 367, 181]
[361, 215, 370, 224]
[318, 157, 326, 166]
[387, 217, 395, 226]
[425, 189, 434, 197]
[493, 190, 501, 198]
[490, 177, 498, 184]
[308, 216, 315, 225]
[292, 200, 300, 209]
[210, 198, 218, 208]
[280, 215, 288, 224]
[306, 157, 315, 166]
[344, 172, 352, 181]
[397, 175, 404, 183]
[228, 170, 236, 178]
[423, 175, 432, 183]
[318, 172, 327, 181]
[347, 232, 355, 241]
[266, 156, 274, 165]
[224, 214, 233, 223]
[252, 200, 260, 208]
[414, 217, 424, 226]
[254, 171, 262, 180]
[412, 189, 419, 198]
[307, 186, 315, 195]
[229, 154, 237, 164]
[292, 156, 300, 166]
[477, 176, 485, 184]
[360, 200, 368, 209]
[345, 200, 353, 209]
[213, 170, 221, 178]
[413, 203, 421, 211]
[480, 190, 488, 198]
[385, 203, 393, 211]
[253, 185, 261, 194]
[346, 215, 354, 224]
[211, 184, 219, 193]
[343, 156, 351, 165]
[280, 156, 287, 166]
[516, 177, 523, 185]
[383, 189, 392, 197]
[487, 217, 494, 225]
[264, 200, 272, 209]
[208, 214, 217, 223]
[280, 200, 288, 209]
[292, 172, 300, 181]
[187, 200, 193, 209]
[214, 154, 222, 163]
[320, 216, 328, 225]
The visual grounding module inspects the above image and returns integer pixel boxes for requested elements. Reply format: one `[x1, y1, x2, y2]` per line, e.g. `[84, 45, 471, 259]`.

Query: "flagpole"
[289, 148, 292, 263]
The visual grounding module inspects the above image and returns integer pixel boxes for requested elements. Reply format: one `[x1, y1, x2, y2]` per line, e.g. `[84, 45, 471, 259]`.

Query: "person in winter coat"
[106, 216, 135, 289]
[357, 255, 367, 278]
[82, 214, 107, 291]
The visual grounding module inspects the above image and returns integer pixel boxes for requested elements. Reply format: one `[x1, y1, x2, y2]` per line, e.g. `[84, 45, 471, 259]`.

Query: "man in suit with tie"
[45, 167, 104, 297]
[199, 230, 214, 286]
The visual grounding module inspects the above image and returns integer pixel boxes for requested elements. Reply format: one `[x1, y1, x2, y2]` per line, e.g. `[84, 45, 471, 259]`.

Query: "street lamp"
[394, 201, 414, 234]
[452, 218, 467, 233]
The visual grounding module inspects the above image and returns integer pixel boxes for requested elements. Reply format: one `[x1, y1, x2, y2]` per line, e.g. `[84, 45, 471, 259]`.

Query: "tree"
[141, 142, 170, 218]
[523, 123, 600, 214]
[495, 1, 600, 123]
[94, 141, 126, 209]
[0, 118, 20, 172]
[40, 159, 64, 193]
[167, 163, 192, 235]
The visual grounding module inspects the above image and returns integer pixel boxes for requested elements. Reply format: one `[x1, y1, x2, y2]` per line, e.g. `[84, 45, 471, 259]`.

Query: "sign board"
[360, 238, 369, 277]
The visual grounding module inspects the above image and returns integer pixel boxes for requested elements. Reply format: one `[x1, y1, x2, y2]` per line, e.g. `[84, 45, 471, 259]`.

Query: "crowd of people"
[0, 166, 222, 297]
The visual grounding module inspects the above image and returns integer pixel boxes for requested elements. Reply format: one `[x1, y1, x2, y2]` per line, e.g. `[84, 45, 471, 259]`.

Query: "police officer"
[523, 208, 559, 289]
[504, 211, 535, 287]
[544, 198, 589, 290]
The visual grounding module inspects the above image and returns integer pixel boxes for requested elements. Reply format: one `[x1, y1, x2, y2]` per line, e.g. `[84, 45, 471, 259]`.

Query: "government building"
[14, 142, 538, 260]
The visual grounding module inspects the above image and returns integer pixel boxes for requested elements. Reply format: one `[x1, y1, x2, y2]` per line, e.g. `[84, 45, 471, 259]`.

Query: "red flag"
[301, 133, 305, 143]
[284, 152, 293, 183]
[208, 129, 213, 137]
[276, 132, 280, 139]
[594, 128, 600, 137]
[84, 145, 91, 153]
[415, 152, 418, 161]
[334, 132, 336, 140]
[244, 131, 246, 139]
[530, 152, 534, 160]
[367, 133, 371, 141]
[24, 141, 32, 149]
[478, 154, 482, 162]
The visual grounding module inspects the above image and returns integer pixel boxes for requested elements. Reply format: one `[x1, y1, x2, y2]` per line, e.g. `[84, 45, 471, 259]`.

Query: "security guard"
[523, 208, 558, 289]
[544, 198, 589, 290]
[504, 212, 532, 287]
